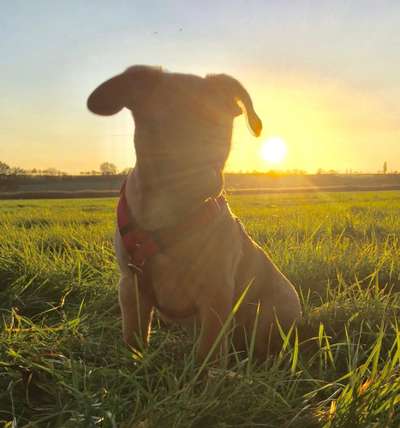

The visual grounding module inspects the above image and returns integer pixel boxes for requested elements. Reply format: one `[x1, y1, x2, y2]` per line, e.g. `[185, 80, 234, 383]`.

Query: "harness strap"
[155, 195, 226, 247]
[117, 181, 161, 266]
[117, 179, 226, 319]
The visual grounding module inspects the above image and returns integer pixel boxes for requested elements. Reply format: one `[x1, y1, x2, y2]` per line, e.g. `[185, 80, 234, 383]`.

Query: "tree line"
[0, 161, 131, 176]
[1, 160, 397, 177]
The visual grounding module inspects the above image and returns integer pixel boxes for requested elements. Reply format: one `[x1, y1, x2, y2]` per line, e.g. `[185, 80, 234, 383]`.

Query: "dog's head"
[87, 66, 262, 212]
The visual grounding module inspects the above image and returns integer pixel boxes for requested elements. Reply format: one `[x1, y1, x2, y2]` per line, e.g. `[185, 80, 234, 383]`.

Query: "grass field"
[1, 191, 400, 427]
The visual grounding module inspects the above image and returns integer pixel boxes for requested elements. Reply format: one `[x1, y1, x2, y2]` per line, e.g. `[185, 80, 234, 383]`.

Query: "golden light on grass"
[260, 137, 287, 164]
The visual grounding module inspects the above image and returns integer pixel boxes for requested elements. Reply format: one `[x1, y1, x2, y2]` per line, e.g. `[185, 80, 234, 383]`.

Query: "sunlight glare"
[260, 137, 287, 164]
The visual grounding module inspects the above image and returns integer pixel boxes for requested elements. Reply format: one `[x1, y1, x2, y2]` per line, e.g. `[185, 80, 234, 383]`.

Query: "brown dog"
[87, 65, 301, 363]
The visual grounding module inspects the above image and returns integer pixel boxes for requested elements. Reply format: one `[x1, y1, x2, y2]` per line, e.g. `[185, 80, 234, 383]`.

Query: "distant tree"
[42, 168, 59, 176]
[120, 167, 133, 176]
[81, 170, 99, 175]
[285, 169, 307, 175]
[10, 166, 26, 175]
[41, 168, 67, 176]
[0, 161, 11, 175]
[383, 161, 387, 174]
[100, 162, 117, 175]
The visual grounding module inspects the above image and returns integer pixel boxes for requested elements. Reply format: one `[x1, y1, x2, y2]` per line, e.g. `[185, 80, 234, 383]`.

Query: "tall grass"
[1, 192, 400, 427]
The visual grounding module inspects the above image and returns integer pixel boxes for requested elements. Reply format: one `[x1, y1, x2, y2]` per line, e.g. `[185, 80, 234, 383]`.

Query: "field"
[1, 191, 400, 427]
[2, 173, 400, 199]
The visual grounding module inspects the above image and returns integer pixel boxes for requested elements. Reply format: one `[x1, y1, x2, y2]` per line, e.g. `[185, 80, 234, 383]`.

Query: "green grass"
[1, 191, 400, 427]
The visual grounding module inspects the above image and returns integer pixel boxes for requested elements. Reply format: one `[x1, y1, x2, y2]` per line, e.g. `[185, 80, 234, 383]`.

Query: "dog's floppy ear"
[206, 74, 262, 137]
[87, 65, 162, 116]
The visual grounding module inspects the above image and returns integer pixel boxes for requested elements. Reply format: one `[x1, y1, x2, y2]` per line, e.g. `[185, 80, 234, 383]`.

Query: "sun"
[260, 137, 287, 164]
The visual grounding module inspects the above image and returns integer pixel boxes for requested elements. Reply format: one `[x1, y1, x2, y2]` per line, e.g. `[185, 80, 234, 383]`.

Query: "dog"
[87, 65, 301, 363]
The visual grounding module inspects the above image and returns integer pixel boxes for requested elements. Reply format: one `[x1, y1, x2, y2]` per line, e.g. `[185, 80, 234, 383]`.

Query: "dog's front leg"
[119, 273, 153, 350]
[197, 290, 233, 366]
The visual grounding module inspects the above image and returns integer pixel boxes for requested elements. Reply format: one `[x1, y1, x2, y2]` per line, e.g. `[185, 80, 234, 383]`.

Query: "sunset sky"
[1, 1, 399, 174]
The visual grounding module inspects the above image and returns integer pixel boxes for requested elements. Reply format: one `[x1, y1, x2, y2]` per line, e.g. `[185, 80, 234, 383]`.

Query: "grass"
[1, 191, 400, 427]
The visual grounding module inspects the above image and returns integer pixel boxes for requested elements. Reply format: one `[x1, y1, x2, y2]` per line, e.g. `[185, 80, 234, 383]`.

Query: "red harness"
[117, 181, 226, 317]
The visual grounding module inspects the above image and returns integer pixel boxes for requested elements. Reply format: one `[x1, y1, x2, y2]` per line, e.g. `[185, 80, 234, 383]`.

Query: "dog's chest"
[149, 251, 205, 318]
[148, 218, 242, 319]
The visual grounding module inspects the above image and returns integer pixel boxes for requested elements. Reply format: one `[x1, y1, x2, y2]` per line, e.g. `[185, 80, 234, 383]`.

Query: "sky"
[1, 0, 399, 174]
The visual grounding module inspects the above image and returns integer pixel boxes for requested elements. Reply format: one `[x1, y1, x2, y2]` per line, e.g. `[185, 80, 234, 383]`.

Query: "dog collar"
[117, 180, 226, 270]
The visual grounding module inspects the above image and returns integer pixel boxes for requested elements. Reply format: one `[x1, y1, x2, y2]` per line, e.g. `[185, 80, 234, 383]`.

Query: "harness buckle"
[128, 262, 143, 275]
